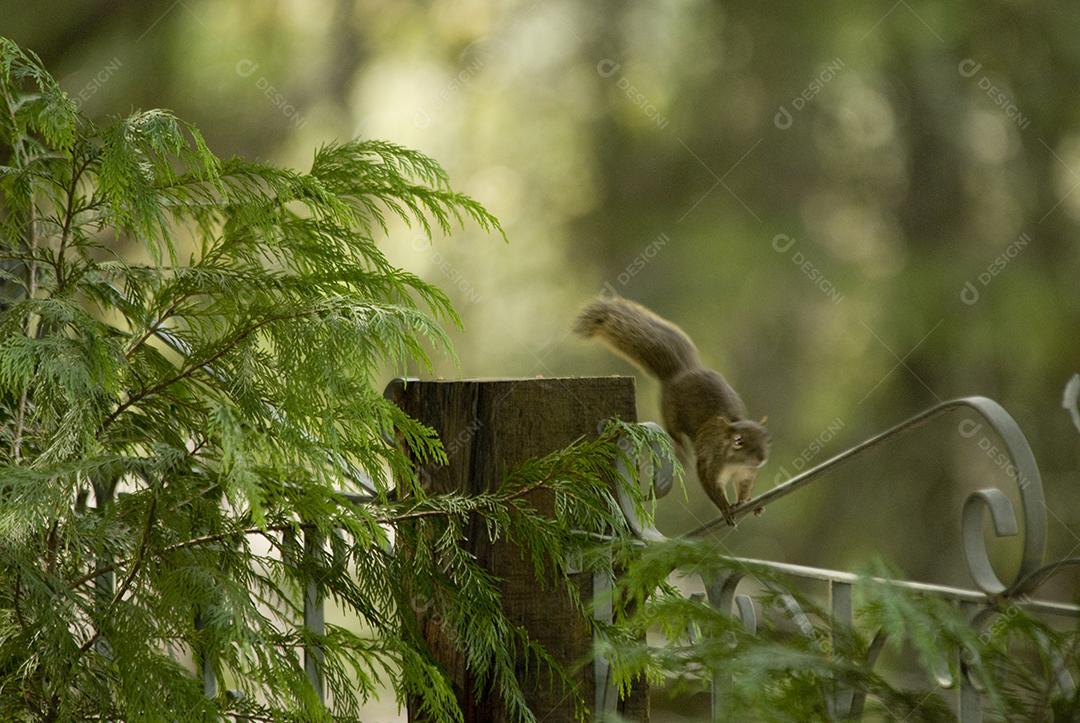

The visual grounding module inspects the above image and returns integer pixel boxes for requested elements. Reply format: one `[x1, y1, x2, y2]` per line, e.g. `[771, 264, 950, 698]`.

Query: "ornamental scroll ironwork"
[610, 396, 1080, 722]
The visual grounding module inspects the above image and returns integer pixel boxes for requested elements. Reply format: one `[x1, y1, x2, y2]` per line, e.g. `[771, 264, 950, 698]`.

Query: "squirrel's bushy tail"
[574, 296, 699, 381]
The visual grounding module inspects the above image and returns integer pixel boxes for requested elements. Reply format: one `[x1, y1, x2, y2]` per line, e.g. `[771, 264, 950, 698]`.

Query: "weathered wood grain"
[388, 377, 648, 722]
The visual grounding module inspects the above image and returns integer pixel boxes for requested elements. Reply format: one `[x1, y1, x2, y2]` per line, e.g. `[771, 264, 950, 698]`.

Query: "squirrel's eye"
[732, 435, 743, 449]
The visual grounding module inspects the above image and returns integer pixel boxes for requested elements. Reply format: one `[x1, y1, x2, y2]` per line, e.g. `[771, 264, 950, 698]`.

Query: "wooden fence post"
[387, 377, 649, 722]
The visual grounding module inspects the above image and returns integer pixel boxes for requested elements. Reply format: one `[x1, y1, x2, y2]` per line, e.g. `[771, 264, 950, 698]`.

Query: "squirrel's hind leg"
[672, 432, 692, 467]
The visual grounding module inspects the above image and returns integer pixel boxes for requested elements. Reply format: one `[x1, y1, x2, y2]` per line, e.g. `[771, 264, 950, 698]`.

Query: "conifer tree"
[0, 38, 652, 721]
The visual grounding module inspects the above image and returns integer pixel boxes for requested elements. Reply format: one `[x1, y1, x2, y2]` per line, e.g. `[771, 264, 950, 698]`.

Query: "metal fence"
[608, 397, 1080, 722]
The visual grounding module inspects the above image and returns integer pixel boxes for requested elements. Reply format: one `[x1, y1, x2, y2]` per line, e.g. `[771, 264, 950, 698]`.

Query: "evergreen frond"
[0, 35, 574, 722]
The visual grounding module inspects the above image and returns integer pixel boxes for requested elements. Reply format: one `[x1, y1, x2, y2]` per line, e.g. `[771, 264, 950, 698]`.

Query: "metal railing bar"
[684, 397, 1044, 569]
[303, 527, 325, 703]
[568, 521, 1080, 615]
[725, 555, 1079, 616]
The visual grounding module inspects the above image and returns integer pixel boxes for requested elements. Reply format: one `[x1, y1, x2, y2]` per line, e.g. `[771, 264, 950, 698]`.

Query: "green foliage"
[600, 542, 1080, 722]
[0, 37, 651, 721]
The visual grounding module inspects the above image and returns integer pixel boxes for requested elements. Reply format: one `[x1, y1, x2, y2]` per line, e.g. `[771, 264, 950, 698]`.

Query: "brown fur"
[574, 297, 699, 381]
[575, 296, 770, 524]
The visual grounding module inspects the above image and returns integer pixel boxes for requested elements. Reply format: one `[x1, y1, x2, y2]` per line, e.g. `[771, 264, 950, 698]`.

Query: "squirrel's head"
[697, 415, 771, 468]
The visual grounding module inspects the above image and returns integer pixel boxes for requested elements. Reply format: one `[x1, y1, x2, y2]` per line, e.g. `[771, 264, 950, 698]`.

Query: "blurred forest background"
[8, 0, 1080, 635]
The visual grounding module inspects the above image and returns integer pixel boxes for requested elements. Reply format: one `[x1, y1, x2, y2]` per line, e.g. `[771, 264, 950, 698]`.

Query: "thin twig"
[68, 484, 550, 591]
[55, 151, 92, 292]
[11, 187, 38, 463]
[123, 290, 196, 361]
[103, 311, 311, 432]
[12, 571, 28, 633]
[73, 494, 159, 659]
[44, 517, 60, 576]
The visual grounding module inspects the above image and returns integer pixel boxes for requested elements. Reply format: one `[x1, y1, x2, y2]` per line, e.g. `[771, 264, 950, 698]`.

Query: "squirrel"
[574, 295, 770, 525]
